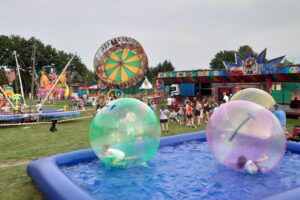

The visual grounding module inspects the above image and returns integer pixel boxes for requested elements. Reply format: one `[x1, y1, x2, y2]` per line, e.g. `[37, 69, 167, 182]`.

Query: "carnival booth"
[158, 49, 300, 115]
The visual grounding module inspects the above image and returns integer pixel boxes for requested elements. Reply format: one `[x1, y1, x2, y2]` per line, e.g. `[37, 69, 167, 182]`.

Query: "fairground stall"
[157, 49, 300, 115]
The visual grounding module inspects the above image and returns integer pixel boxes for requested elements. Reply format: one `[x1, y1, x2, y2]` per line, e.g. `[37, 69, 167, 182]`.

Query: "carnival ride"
[38, 71, 70, 100]
[0, 54, 94, 126]
[94, 36, 149, 98]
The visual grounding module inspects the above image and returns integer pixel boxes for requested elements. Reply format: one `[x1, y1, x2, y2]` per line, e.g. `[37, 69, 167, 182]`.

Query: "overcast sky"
[1, 0, 300, 71]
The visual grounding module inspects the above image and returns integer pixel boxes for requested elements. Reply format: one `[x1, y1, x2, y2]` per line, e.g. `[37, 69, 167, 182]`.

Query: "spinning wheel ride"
[94, 37, 148, 89]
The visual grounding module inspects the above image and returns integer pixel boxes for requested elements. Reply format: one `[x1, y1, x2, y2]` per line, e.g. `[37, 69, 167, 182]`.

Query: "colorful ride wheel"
[94, 37, 148, 89]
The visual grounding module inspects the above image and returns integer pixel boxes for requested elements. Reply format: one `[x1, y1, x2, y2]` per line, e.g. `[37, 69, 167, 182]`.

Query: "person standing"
[223, 93, 229, 103]
[178, 104, 185, 125]
[36, 101, 42, 113]
[167, 96, 172, 110]
[186, 101, 196, 128]
[273, 104, 286, 130]
[195, 101, 203, 126]
[150, 101, 157, 113]
[73, 98, 78, 110]
[92, 98, 97, 109]
[171, 98, 179, 112]
[159, 106, 169, 132]
[159, 105, 170, 132]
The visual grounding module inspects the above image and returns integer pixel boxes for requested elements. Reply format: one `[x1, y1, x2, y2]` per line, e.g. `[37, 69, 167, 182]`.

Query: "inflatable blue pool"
[27, 132, 300, 200]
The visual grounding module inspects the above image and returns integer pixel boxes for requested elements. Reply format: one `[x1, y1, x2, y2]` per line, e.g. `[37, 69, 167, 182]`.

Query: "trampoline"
[39, 112, 81, 118]
[0, 114, 29, 121]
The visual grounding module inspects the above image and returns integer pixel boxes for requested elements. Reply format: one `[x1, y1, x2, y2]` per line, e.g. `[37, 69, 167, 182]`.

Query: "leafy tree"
[209, 50, 235, 70]
[0, 35, 95, 94]
[237, 45, 257, 58]
[0, 68, 6, 86]
[210, 45, 259, 69]
[146, 60, 175, 81]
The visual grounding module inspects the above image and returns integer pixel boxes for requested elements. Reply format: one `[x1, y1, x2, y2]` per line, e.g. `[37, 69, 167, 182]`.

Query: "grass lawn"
[0, 111, 299, 199]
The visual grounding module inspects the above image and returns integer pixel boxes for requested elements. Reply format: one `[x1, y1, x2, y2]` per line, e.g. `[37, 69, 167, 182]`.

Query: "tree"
[209, 45, 259, 69]
[0, 35, 94, 94]
[0, 68, 6, 86]
[237, 45, 257, 58]
[209, 50, 235, 70]
[146, 60, 175, 81]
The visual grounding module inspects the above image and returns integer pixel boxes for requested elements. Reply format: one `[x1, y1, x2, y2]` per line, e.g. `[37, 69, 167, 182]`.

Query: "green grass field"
[0, 111, 299, 199]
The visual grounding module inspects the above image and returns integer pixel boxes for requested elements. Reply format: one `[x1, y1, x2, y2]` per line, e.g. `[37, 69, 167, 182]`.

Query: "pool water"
[60, 141, 300, 200]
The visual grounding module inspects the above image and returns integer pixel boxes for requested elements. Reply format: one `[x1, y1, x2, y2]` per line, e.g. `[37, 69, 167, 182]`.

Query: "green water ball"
[89, 98, 161, 168]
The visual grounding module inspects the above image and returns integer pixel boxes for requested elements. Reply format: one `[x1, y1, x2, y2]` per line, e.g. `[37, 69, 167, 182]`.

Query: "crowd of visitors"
[156, 93, 288, 133]
[156, 95, 228, 132]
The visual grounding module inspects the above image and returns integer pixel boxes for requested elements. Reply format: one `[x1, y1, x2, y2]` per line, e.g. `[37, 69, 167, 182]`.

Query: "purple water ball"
[206, 100, 286, 173]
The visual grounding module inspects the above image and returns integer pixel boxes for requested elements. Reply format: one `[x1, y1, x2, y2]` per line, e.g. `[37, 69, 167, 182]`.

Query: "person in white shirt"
[223, 93, 229, 103]
[20, 102, 27, 113]
[159, 105, 170, 132]
[99, 144, 136, 167]
[36, 101, 42, 113]
[237, 154, 268, 173]
[167, 96, 172, 109]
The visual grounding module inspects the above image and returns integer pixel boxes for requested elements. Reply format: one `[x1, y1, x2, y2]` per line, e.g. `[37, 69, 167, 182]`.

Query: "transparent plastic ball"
[89, 98, 161, 168]
[206, 100, 286, 173]
[230, 88, 276, 110]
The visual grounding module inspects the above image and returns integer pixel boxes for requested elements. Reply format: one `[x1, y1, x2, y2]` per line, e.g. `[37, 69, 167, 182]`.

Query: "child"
[150, 101, 157, 113]
[36, 101, 42, 113]
[159, 105, 169, 132]
[237, 154, 268, 174]
[178, 105, 185, 125]
[99, 144, 136, 167]
[170, 109, 178, 123]
[92, 98, 97, 109]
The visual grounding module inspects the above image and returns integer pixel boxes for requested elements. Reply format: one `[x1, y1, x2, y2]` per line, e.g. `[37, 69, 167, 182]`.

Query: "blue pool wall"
[27, 131, 300, 200]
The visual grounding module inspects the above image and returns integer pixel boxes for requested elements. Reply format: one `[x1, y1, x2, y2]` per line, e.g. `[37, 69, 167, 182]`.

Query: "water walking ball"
[230, 88, 276, 110]
[206, 100, 286, 173]
[89, 98, 161, 168]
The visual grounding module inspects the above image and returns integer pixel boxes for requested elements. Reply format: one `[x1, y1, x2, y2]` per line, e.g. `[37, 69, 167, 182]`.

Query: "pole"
[14, 51, 26, 105]
[29, 41, 36, 112]
[0, 85, 16, 109]
[41, 55, 75, 106]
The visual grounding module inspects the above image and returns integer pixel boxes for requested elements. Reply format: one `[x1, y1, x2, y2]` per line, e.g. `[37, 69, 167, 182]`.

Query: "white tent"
[139, 77, 152, 89]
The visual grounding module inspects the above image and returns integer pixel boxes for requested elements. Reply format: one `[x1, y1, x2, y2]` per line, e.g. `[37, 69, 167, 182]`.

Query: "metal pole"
[41, 55, 75, 107]
[0, 85, 16, 109]
[14, 51, 26, 105]
[29, 41, 36, 112]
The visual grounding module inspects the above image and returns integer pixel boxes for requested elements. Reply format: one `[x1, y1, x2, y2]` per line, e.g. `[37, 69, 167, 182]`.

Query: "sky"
[0, 0, 300, 71]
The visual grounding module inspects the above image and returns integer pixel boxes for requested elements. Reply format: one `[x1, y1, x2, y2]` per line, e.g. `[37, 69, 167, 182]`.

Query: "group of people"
[158, 95, 226, 132]
[157, 92, 288, 134]
[72, 98, 86, 111]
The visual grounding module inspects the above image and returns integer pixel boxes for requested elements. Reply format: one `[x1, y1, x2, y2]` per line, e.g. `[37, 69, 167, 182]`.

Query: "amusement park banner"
[158, 65, 300, 79]
[158, 49, 300, 80]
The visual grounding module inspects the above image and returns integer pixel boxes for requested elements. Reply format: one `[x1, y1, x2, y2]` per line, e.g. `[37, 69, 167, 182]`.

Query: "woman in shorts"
[195, 101, 203, 126]
[186, 101, 196, 128]
[159, 105, 169, 132]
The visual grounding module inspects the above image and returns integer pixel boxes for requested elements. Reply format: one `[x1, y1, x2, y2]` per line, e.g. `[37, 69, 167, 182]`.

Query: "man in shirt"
[167, 96, 172, 110]
[273, 104, 286, 130]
